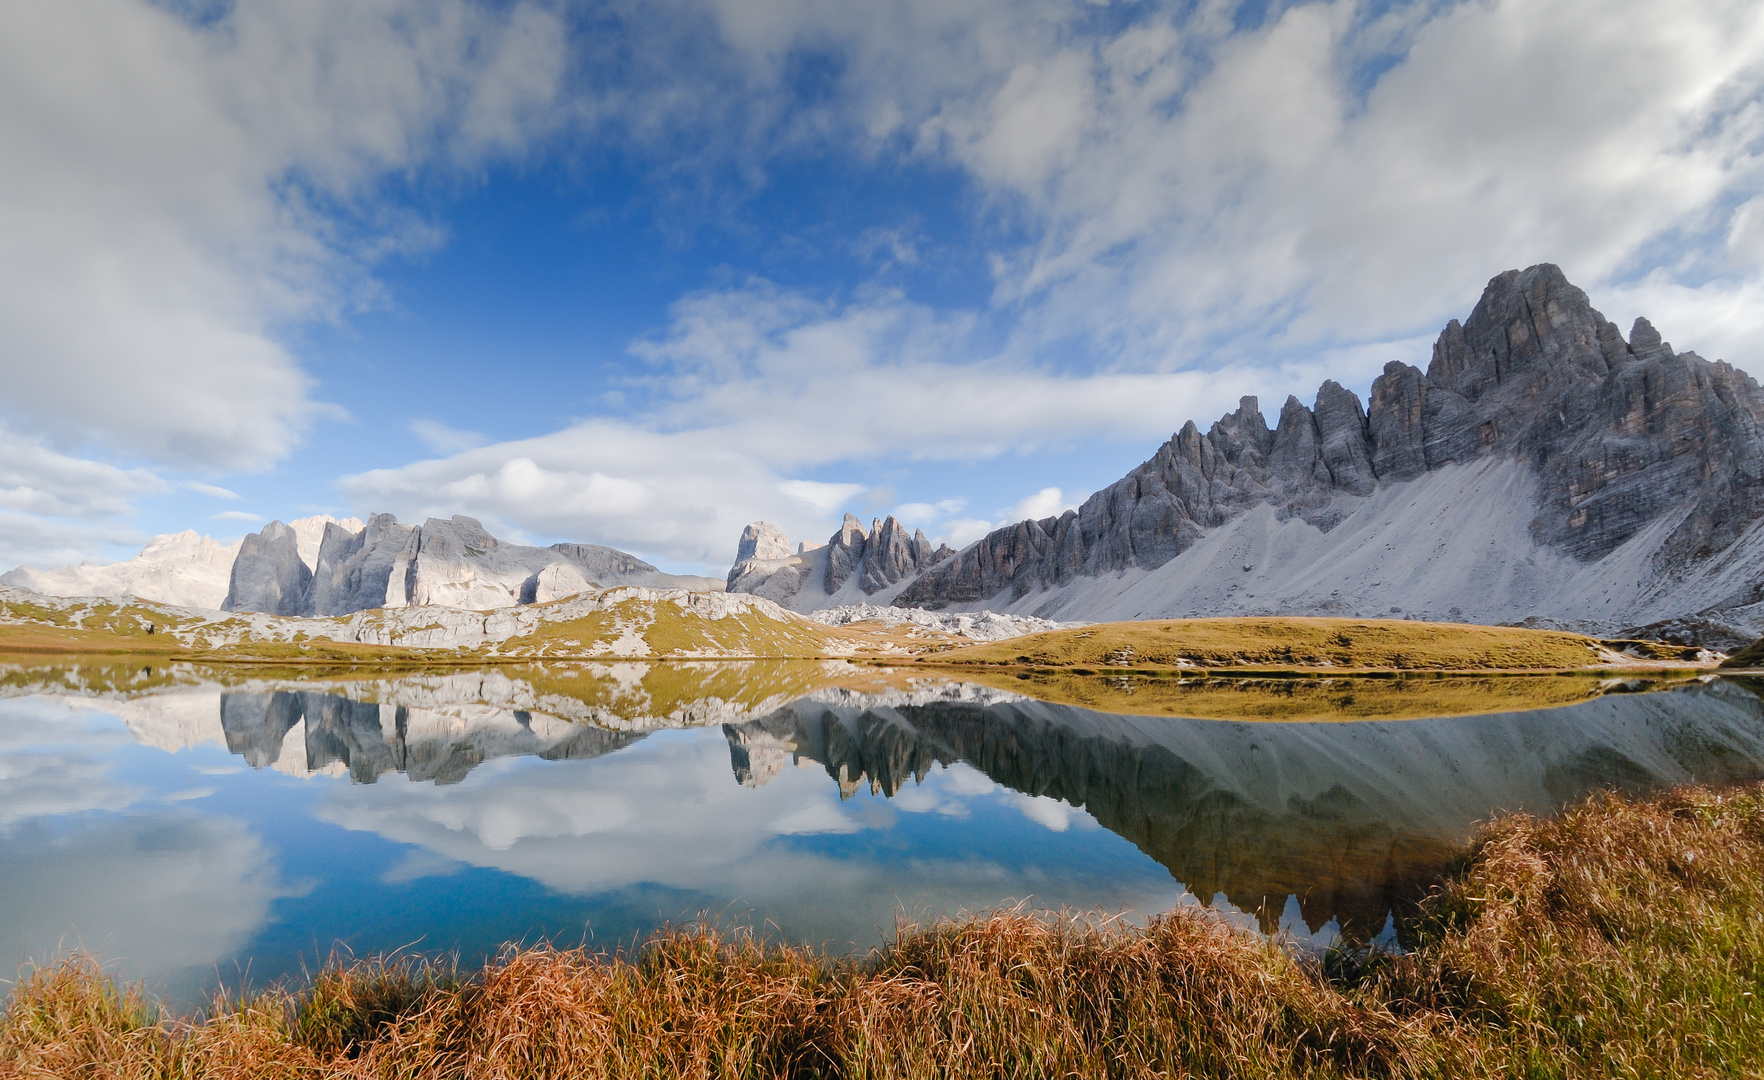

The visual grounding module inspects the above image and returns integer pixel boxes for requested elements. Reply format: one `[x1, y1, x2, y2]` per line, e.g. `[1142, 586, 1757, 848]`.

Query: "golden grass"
[954, 669, 1696, 720]
[928, 617, 1653, 673]
[6, 781, 1761, 1079]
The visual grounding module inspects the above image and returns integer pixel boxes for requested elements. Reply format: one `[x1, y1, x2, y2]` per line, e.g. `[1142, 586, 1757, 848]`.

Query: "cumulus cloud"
[0, 0, 568, 471]
[342, 0, 1764, 568]
[684, 0, 1764, 367]
[344, 282, 1322, 565]
[0, 427, 167, 567]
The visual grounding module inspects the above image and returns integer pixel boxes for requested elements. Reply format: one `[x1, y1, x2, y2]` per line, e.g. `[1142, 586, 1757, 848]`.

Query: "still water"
[3, 659, 1763, 1003]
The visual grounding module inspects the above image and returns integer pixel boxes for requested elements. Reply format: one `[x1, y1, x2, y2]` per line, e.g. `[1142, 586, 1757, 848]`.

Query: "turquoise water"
[3, 666, 1762, 1004]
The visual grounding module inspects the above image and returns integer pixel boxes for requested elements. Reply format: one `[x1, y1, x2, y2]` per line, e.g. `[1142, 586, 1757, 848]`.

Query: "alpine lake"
[5, 656, 1764, 1006]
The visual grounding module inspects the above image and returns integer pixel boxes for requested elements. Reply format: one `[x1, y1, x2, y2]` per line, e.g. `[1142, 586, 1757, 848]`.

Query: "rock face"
[224, 513, 724, 616]
[733, 523, 793, 568]
[222, 521, 312, 616]
[310, 513, 414, 616]
[727, 516, 954, 608]
[729, 265, 1764, 644]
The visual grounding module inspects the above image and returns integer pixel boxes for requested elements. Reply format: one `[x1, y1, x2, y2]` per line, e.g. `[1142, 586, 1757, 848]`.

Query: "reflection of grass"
[960, 669, 1695, 720]
[7, 781, 1762, 1078]
[0, 656, 900, 730]
[930, 616, 1651, 672]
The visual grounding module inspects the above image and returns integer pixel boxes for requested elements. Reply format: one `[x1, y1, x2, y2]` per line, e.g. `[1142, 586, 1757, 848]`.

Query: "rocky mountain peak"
[734, 522, 793, 565]
[227, 513, 717, 617]
[764, 263, 1764, 643]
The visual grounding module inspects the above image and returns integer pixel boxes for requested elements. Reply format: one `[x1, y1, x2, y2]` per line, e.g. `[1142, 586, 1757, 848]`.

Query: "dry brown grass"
[927, 617, 1664, 673]
[5, 782, 1762, 1079]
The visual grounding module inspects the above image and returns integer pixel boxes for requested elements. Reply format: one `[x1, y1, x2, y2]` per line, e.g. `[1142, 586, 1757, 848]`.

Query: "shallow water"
[2, 659, 1762, 1004]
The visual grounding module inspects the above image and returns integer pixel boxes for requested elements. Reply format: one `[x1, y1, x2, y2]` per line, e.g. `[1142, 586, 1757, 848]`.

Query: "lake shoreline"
[6, 778, 1761, 1079]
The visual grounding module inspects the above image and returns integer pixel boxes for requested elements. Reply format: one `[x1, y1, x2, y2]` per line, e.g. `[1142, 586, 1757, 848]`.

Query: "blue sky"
[3, 0, 1763, 575]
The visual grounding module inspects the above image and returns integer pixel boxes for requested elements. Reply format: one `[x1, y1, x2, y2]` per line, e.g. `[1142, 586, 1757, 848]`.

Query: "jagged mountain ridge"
[0, 516, 353, 611]
[729, 265, 1764, 646]
[225, 512, 723, 617]
[725, 517, 956, 607]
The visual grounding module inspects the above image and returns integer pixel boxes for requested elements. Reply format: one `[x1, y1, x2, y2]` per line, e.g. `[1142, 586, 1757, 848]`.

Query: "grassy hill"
[920, 616, 1697, 672]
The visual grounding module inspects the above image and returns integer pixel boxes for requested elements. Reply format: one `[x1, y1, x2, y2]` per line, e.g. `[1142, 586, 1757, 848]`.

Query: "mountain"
[223, 513, 723, 616]
[728, 265, 1764, 648]
[0, 515, 353, 610]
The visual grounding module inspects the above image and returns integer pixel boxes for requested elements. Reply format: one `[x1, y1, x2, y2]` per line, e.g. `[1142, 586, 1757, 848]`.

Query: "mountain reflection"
[722, 679, 1764, 941]
[9, 660, 1764, 948]
[218, 691, 641, 784]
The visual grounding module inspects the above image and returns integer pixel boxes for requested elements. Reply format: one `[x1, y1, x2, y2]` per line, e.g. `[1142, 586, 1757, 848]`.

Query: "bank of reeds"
[6, 781, 1763, 1079]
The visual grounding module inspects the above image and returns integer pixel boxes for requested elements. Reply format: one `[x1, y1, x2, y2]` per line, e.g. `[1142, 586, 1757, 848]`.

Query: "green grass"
[930, 616, 1657, 672]
[6, 781, 1762, 1078]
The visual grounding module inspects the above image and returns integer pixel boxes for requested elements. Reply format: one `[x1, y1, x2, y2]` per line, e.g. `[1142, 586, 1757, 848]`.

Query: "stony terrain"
[0, 583, 893, 660]
[806, 603, 1079, 641]
[729, 265, 1764, 648]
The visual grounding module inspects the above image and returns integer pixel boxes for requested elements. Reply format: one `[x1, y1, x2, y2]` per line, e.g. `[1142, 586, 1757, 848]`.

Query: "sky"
[2, 0, 1763, 576]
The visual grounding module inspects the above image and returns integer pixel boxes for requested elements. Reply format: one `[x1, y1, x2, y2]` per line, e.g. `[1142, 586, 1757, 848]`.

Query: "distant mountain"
[0, 515, 353, 610]
[3, 512, 720, 616]
[729, 265, 1764, 648]
[224, 512, 724, 616]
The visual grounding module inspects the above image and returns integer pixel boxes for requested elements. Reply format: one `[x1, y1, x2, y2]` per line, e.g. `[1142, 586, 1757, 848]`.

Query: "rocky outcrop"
[310, 513, 414, 616]
[837, 265, 1764, 642]
[226, 513, 722, 617]
[824, 515, 871, 591]
[733, 523, 792, 569]
[222, 521, 311, 616]
[726, 516, 954, 608]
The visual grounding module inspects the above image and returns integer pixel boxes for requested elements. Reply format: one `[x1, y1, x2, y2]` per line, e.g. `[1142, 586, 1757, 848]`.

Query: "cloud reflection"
[314, 731, 1183, 946]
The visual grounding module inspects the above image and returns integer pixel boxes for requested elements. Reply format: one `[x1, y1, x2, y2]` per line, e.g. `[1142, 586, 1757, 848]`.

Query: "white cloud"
[1011, 486, 1081, 523]
[212, 510, 266, 523]
[644, 0, 1764, 370]
[410, 419, 491, 455]
[0, 426, 166, 568]
[185, 481, 240, 500]
[344, 282, 1304, 566]
[0, 0, 568, 471]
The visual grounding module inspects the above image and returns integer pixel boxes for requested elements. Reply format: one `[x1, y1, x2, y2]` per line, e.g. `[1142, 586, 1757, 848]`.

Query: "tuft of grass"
[930, 617, 1678, 673]
[5, 782, 1762, 1078]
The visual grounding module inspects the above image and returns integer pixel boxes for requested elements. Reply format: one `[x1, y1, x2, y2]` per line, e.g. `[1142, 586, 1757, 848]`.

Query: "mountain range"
[727, 265, 1764, 648]
[3, 513, 720, 617]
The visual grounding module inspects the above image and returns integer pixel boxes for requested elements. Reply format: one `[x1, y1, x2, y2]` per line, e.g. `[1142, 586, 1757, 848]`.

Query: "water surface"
[3, 659, 1761, 1004]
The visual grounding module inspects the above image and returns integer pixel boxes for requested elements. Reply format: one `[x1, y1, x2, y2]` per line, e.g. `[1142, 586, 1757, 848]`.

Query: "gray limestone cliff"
[885, 265, 1764, 625]
[727, 516, 953, 605]
[222, 521, 311, 616]
[224, 513, 723, 616]
[728, 265, 1764, 644]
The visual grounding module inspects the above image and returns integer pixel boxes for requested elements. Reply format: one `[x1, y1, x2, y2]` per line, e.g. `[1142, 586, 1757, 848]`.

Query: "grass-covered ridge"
[5, 781, 1761, 1078]
[927, 616, 1706, 673]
